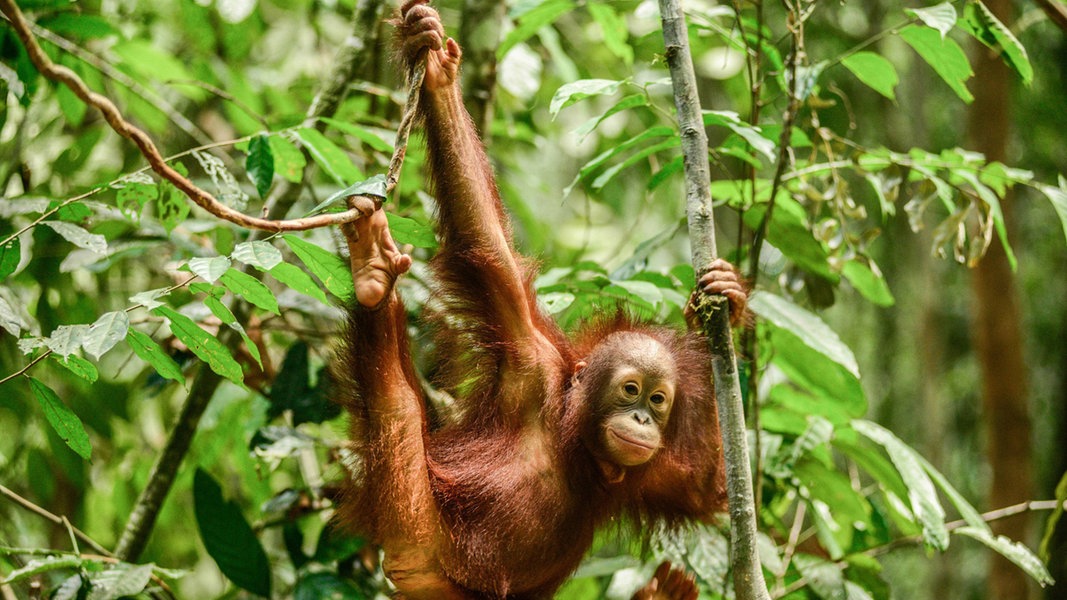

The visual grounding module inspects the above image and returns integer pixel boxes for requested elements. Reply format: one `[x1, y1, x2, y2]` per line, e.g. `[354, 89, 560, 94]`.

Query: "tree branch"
[657, 1, 771, 598]
[0, 0, 372, 232]
[0, 484, 112, 557]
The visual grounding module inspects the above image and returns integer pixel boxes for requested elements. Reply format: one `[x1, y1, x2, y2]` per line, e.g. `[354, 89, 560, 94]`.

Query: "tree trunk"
[966, 1, 1034, 598]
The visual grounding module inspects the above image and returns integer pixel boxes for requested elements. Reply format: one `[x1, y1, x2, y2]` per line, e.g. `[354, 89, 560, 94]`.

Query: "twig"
[1036, 0, 1067, 31]
[771, 499, 1066, 599]
[0, 484, 112, 557]
[658, 0, 771, 598]
[0, 351, 50, 388]
[0, 0, 372, 232]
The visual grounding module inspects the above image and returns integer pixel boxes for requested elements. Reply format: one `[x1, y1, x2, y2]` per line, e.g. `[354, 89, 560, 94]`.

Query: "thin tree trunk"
[966, 1, 1033, 598]
[657, 1, 769, 598]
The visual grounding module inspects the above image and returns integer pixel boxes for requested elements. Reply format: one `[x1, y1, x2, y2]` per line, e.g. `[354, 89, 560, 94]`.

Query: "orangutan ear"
[571, 360, 587, 386]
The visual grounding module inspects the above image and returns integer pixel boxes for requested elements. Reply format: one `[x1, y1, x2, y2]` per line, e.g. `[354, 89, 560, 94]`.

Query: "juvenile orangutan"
[335, 2, 747, 597]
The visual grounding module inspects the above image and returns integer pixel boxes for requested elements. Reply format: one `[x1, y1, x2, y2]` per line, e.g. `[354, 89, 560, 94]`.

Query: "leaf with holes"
[82, 311, 129, 360]
[232, 241, 282, 270]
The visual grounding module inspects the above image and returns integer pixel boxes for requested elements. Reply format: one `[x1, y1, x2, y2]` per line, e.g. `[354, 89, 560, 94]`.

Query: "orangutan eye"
[650, 392, 666, 405]
[624, 382, 640, 396]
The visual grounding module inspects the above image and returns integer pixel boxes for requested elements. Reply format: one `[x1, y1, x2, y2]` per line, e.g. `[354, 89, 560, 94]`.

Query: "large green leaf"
[549, 78, 625, 116]
[961, 1, 1032, 85]
[269, 134, 307, 183]
[899, 25, 974, 103]
[152, 306, 243, 384]
[0, 237, 20, 280]
[282, 235, 354, 301]
[219, 268, 280, 315]
[126, 329, 185, 385]
[387, 213, 438, 249]
[498, 0, 576, 59]
[295, 128, 363, 186]
[245, 133, 275, 199]
[841, 51, 899, 101]
[852, 420, 949, 550]
[53, 354, 99, 383]
[193, 469, 272, 597]
[750, 291, 859, 377]
[29, 378, 91, 460]
[267, 262, 330, 306]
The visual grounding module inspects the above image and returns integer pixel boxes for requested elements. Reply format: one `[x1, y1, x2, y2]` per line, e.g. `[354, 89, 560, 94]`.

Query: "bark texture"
[966, 1, 1034, 598]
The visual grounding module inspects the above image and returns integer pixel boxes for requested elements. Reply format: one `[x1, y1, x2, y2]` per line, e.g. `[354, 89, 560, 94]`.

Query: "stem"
[0, 484, 111, 556]
[657, 1, 770, 598]
[0, 0, 372, 232]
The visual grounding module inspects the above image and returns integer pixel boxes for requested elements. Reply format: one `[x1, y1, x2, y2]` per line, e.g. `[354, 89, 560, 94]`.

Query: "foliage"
[0, 0, 1064, 598]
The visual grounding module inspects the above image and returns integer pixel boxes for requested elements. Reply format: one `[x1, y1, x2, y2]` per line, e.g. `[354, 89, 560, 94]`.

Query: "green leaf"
[905, 2, 957, 37]
[115, 177, 158, 221]
[574, 94, 648, 139]
[841, 51, 899, 101]
[82, 310, 130, 360]
[282, 235, 354, 301]
[219, 268, 279, 315]
[157, 164, 191, 233]
[187, 256, 233, 284]
[738, 193, 836, 282]
[245, 133, 275, 199]
[1039, 470, 1067, 561]
[296, 127, 363, 186]
[43, 221, 107, 254]
[86, 563, 154, 600]
[203, 295, 264, 370]
[549, 78, 625, 116]
[53, 354, 99, 383]
[498, 0, 576, 59]
[193, 469, 272, 597]
[587, 4, 633, 65]
[703, 111, 774, 160]
[387, 213, 438, 249]
[267, 262, 330, 306]
[591, 138, 680, 191]
[126, 329, 185, 384]
[1, 555, 83, 585]
[312, 174, 389, 215]
[320, 117, 394, 153]
[842, 259, 895, 307]
[269, 134, 307, 183]
[955, 526, 1053, 586]
[750, 291, 859, 377]
[0, 237, 20, 280]
[294, 573, 362, 600]
[153, 306, 244, 385]
[112, 40, 198, 97]
[29, 378, 92, 460]
[961, 1, 1032, 85]
[899, 25, 974, 103]
[232, 241, 283, 270]
[1037, 176, 1067, 245]
[852, 420, 949, 550]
